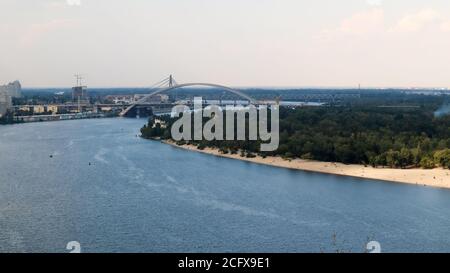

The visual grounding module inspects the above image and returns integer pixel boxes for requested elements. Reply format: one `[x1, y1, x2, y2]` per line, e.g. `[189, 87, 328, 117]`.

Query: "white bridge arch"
[119, 83, 257, 117]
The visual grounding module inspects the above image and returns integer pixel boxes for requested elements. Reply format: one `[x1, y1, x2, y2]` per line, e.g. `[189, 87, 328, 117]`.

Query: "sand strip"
[162, 140, 450, 190]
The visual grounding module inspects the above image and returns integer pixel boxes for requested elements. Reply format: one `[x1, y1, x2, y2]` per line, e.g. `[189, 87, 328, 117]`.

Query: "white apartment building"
[0, 81, 21, 117]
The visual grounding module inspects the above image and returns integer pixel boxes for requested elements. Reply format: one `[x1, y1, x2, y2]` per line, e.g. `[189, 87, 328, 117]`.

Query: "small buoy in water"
[89, 162, 92, 166]
[49, 155, 53, 158]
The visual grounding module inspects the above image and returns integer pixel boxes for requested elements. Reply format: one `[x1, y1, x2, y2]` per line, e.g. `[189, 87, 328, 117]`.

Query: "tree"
[140, 103, 450, 170]
[399, 148, 414, 168]
[434, 149, 450, 169]
[420, 156, 435, 169]
[386, 150, 401, 168]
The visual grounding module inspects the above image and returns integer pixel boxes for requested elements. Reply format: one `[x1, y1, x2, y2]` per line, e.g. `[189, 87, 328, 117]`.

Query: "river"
[1, 118, 450, 253]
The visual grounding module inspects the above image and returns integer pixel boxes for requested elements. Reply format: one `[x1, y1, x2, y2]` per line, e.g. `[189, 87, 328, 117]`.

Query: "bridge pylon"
[119, 76, 258, 117]
[169, 75, 174, 87]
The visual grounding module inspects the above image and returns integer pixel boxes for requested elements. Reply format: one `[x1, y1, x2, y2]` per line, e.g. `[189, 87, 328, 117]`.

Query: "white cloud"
[66, 0, 81, 6]
[322, 8, 450, 38]
[441, 20, 450, 32]
[340, 8, 384, 34]
[320, 8, 385, 37]
[367, 0, 382, 7]
[389, 9, 441, 33]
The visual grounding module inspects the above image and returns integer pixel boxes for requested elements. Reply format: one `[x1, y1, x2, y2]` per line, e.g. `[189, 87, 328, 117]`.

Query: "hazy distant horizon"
[20, 84, 450, 91]
[2, 0, 450, 88]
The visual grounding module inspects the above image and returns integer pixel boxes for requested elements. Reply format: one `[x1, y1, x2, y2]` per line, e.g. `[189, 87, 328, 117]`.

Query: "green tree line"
[141, 106, 450, 169]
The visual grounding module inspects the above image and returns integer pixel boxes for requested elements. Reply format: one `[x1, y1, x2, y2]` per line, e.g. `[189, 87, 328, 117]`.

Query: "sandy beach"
[163, 141, 450, 190]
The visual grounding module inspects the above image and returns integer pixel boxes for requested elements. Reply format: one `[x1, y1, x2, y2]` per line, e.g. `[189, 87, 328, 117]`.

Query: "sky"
[1, 0, 450, 88]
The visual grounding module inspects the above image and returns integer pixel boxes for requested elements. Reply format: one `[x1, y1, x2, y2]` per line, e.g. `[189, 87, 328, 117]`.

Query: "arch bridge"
[119, 76, 258, 117]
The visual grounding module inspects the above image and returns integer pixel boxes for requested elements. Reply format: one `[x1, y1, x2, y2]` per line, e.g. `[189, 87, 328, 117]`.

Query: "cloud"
[321, 8, 450, 40]
[66, 0, 81, 6]
[340, 8, 385, 34]
[367, 0, 382, 7]
[320, 8, 385, 38]
[389, 9, 441, 33]
[441, 20, 450, 32]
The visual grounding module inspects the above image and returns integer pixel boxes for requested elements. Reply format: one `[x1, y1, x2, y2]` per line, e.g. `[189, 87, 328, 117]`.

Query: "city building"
[33, 105, 45, 114]
[106, 94, 169, 105]
[72, 75, 89, 104]
[19, 106, 31, 112]
[0, 81, 22, 98]
[47, 105, 59, 114]
[72, 86, 88, 102]
[0, 92, 12, 117]
[146, 94, 170, 103]
[133, 94, 146, 102]
[100, 106, 113, 112]
[106, 95, 134, 104]
[0, 80, 21, 117]
[159, 94, 169, 102]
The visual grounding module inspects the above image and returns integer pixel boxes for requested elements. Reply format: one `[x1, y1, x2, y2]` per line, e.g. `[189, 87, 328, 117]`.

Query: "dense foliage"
[142, 104, 450, 169]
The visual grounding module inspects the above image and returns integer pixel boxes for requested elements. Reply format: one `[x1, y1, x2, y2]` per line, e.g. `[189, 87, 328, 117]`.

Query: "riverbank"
[12, 112, 112, 123]
[163, 140, 450, 189]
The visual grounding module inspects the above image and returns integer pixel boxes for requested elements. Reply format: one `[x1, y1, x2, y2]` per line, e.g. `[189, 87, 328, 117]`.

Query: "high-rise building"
[0, 92, 12, 117]
[72, 76, 89, 113]
[0, 81, 22, 98]
[72, 86, 88, 102]
[0, 80, 21, 117]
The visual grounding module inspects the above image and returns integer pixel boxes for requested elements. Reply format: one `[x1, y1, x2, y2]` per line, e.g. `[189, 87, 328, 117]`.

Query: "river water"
[1, 118, 450, 253]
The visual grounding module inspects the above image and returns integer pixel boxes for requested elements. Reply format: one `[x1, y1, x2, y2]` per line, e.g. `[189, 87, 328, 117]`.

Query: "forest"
[142, 99, 450, 169]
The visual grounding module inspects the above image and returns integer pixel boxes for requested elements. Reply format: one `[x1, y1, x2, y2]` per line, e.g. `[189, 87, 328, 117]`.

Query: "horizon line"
[21, 85, 450, 91]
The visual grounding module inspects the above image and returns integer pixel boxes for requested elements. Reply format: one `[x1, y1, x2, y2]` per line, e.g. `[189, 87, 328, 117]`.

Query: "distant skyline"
[1, 0, 450, 88]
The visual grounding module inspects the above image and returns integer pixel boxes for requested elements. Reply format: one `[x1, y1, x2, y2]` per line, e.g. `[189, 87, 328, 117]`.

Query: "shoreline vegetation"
[141, 104, 450, 189]
[163, 139, 450, 189]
